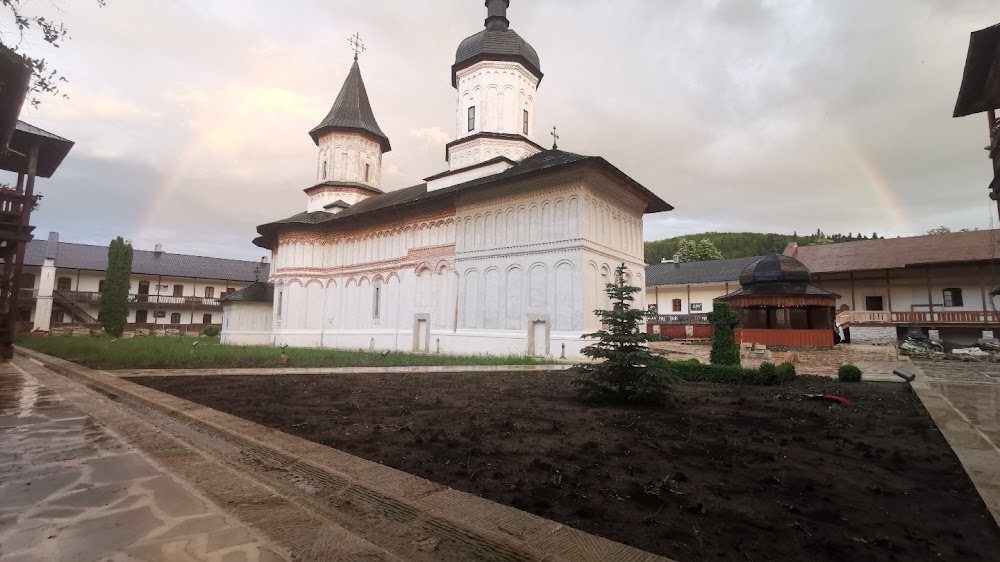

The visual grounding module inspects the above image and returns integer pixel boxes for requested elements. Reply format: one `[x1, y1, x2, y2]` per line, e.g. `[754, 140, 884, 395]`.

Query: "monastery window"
[51, 310, 65, 324]
[468, 106, 476, 132]
[365, 163, 370, 182]
[173, 284, 184, 297]
[170, 313, 182, 324]
[20, 272, 34, 289]
[203, 314, 213, 324]
[204, 287, 215, 299]
[672, 299, 682, 313]
[373, 281, 382, 319]
[135, 310, 148, 324]
[57, 277, 72, 291]
[943, 288, 964, 307]
[98, 280, 105, 293]
[523, 110, 529, 135]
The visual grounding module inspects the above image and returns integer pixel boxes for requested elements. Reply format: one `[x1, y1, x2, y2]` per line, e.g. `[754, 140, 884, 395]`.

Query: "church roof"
[309, 59, 391, 152]
[254, 149, 673, 249]
[645, 256, 764, 287]
[453, 1, 542, 87]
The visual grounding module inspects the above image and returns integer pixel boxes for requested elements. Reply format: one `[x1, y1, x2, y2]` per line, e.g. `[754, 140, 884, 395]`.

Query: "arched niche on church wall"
[528, 264, 547, 311]
[554, 262, 575, 331]
[505, 266, 524, 330]
[463, 269, 481, 329]
[305, 281, 324, 331]
[483, 268, 501, 330]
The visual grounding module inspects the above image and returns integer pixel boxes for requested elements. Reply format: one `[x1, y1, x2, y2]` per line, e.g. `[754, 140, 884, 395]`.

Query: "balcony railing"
[19, 290, 222, 308]
[128, 294, 222, 308]
[837, 310, 1000, 326]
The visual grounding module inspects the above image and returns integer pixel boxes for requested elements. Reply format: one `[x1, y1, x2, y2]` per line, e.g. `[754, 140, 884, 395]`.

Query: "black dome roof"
[739, 252, 812, 286]
[453, 1, 542, 87]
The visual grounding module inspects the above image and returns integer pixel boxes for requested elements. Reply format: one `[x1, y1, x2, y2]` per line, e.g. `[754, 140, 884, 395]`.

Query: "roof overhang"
[954, 22, 1000, 117]
[0, 121, 74, 177]
[452, 54, 543, 88]
[0, 45, 30, 152]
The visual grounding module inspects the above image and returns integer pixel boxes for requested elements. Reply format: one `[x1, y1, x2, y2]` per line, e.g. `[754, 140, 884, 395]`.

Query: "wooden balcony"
[837, 310, 1000, 327]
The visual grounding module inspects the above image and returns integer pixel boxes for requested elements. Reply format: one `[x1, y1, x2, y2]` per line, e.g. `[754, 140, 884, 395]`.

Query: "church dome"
[739, 251, 812, 286]
[453, 0, 542, 87]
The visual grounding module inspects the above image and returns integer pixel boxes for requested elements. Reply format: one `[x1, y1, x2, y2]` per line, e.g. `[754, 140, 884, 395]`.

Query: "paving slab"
[910, 360, 1000, 526]
[0, 361, 289, 562]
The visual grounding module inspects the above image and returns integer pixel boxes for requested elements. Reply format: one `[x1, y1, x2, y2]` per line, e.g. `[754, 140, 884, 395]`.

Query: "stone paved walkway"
[911, 360, 1000, 526]
[0, 361, 289, 562]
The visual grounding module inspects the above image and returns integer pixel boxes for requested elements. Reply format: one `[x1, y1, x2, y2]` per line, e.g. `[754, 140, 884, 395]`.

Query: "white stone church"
[221, 1, 672, 358]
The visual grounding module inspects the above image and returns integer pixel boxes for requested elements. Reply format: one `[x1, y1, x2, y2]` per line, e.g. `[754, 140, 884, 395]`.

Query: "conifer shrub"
[203, 325, 220, 337]
[572, 264, 675, 406]
[758, 362, 777, 378]
[838, 364, 863, 382]
[708, 302, 741, 366]
[99, 237, 132, 337]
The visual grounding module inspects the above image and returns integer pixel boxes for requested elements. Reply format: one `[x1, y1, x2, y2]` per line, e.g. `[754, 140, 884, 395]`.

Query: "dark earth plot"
[132, 372, 1000, 562]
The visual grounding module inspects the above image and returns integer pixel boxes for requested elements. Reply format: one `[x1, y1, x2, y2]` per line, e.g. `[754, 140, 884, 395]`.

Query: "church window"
[365, 163, 370, 182]
[204, 287, 214, 298]
[672, 299, 682, 312]
[170, 313, 182, 324]
[468, 106, 476, 132]
[373, 281, 382, 319]
[943, 288, 963, 307]
[523, 110, 529, 135]
[322, 161, 328, 180]
[277, 290, 283, 318]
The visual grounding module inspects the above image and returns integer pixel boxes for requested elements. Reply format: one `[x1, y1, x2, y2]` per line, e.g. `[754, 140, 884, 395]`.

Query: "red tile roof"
[785, 230, 1000, 273]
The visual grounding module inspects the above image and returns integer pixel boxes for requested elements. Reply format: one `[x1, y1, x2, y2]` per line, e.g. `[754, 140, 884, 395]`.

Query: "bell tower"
[447, 1, 545, 171]
[306, 34, 392, 213]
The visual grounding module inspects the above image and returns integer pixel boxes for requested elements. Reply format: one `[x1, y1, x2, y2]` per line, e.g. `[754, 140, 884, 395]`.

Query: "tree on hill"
[572, 264, 674, 406]
[99, 237, 132, 336]
[926, 226, 951, 235]
[676, 238, 724, 262]
[1, 0, 107, 106]
[644, 230, 888, 264]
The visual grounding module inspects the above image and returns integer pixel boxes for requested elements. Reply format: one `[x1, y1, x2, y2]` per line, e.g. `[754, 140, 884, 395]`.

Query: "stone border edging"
[15, 346, 673, 562]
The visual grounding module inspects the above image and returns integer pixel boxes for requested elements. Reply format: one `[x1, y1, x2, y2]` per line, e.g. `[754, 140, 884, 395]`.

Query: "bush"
[758, 362, 777, 377]
[838, 364, 862, 382]
[666, 361, 793, 385]
[776, 362, 797, 382]
[203, 325, 220, 337]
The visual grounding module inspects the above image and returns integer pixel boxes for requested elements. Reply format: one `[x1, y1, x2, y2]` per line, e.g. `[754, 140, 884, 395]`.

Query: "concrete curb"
[15, 346, 674, 562]
[907, 362, 1000, 527]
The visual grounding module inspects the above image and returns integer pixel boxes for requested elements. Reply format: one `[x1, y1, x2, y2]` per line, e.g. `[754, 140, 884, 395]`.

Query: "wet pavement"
[0, 361, 288, 562]
[912, 360, 1000, 526]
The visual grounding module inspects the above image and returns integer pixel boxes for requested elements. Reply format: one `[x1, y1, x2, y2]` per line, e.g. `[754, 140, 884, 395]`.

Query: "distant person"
[834, 322, 845, 345]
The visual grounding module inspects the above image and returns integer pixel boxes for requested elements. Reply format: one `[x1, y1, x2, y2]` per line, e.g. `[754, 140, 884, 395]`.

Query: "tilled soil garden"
[133, 372, 1000, 561]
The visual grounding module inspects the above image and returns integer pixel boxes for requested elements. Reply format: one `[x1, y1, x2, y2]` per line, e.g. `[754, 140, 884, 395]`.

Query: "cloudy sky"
[5, 0, 998, 260]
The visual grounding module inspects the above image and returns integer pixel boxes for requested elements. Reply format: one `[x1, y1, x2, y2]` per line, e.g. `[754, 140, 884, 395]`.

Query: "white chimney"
[154, 243, 163, 253]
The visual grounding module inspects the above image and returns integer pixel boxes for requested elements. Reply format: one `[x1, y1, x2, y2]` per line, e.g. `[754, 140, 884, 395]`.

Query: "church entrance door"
[532, 320, 547, 358]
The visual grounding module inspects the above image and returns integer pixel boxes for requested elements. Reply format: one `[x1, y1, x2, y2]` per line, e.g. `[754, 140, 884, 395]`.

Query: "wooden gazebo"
[0, 46, 74, 357]
[719, 252, 840, 348]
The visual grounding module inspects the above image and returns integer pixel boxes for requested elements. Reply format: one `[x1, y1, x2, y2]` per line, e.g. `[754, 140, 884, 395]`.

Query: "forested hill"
[644, 231, 884, 264]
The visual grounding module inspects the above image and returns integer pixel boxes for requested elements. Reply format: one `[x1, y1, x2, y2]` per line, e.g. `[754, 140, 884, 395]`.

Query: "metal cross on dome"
[551, 126, 559, 149]
[348, 32, 366, 60]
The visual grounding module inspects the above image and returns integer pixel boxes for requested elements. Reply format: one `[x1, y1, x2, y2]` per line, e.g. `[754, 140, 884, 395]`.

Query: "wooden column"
[925, 266, 935, 321]
[981, 263, 989, 324]
[4, 140, 40, 352]
[849, 272, 856, 311]
[686, 285, 691, 313]
[885, 269, 893, 319]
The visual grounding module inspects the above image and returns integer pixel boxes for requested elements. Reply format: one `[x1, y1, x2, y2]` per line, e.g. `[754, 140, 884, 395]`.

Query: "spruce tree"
[572, 264, 674, 406]
[708, 302, 741, 365]
[99, 237, 132, 337]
